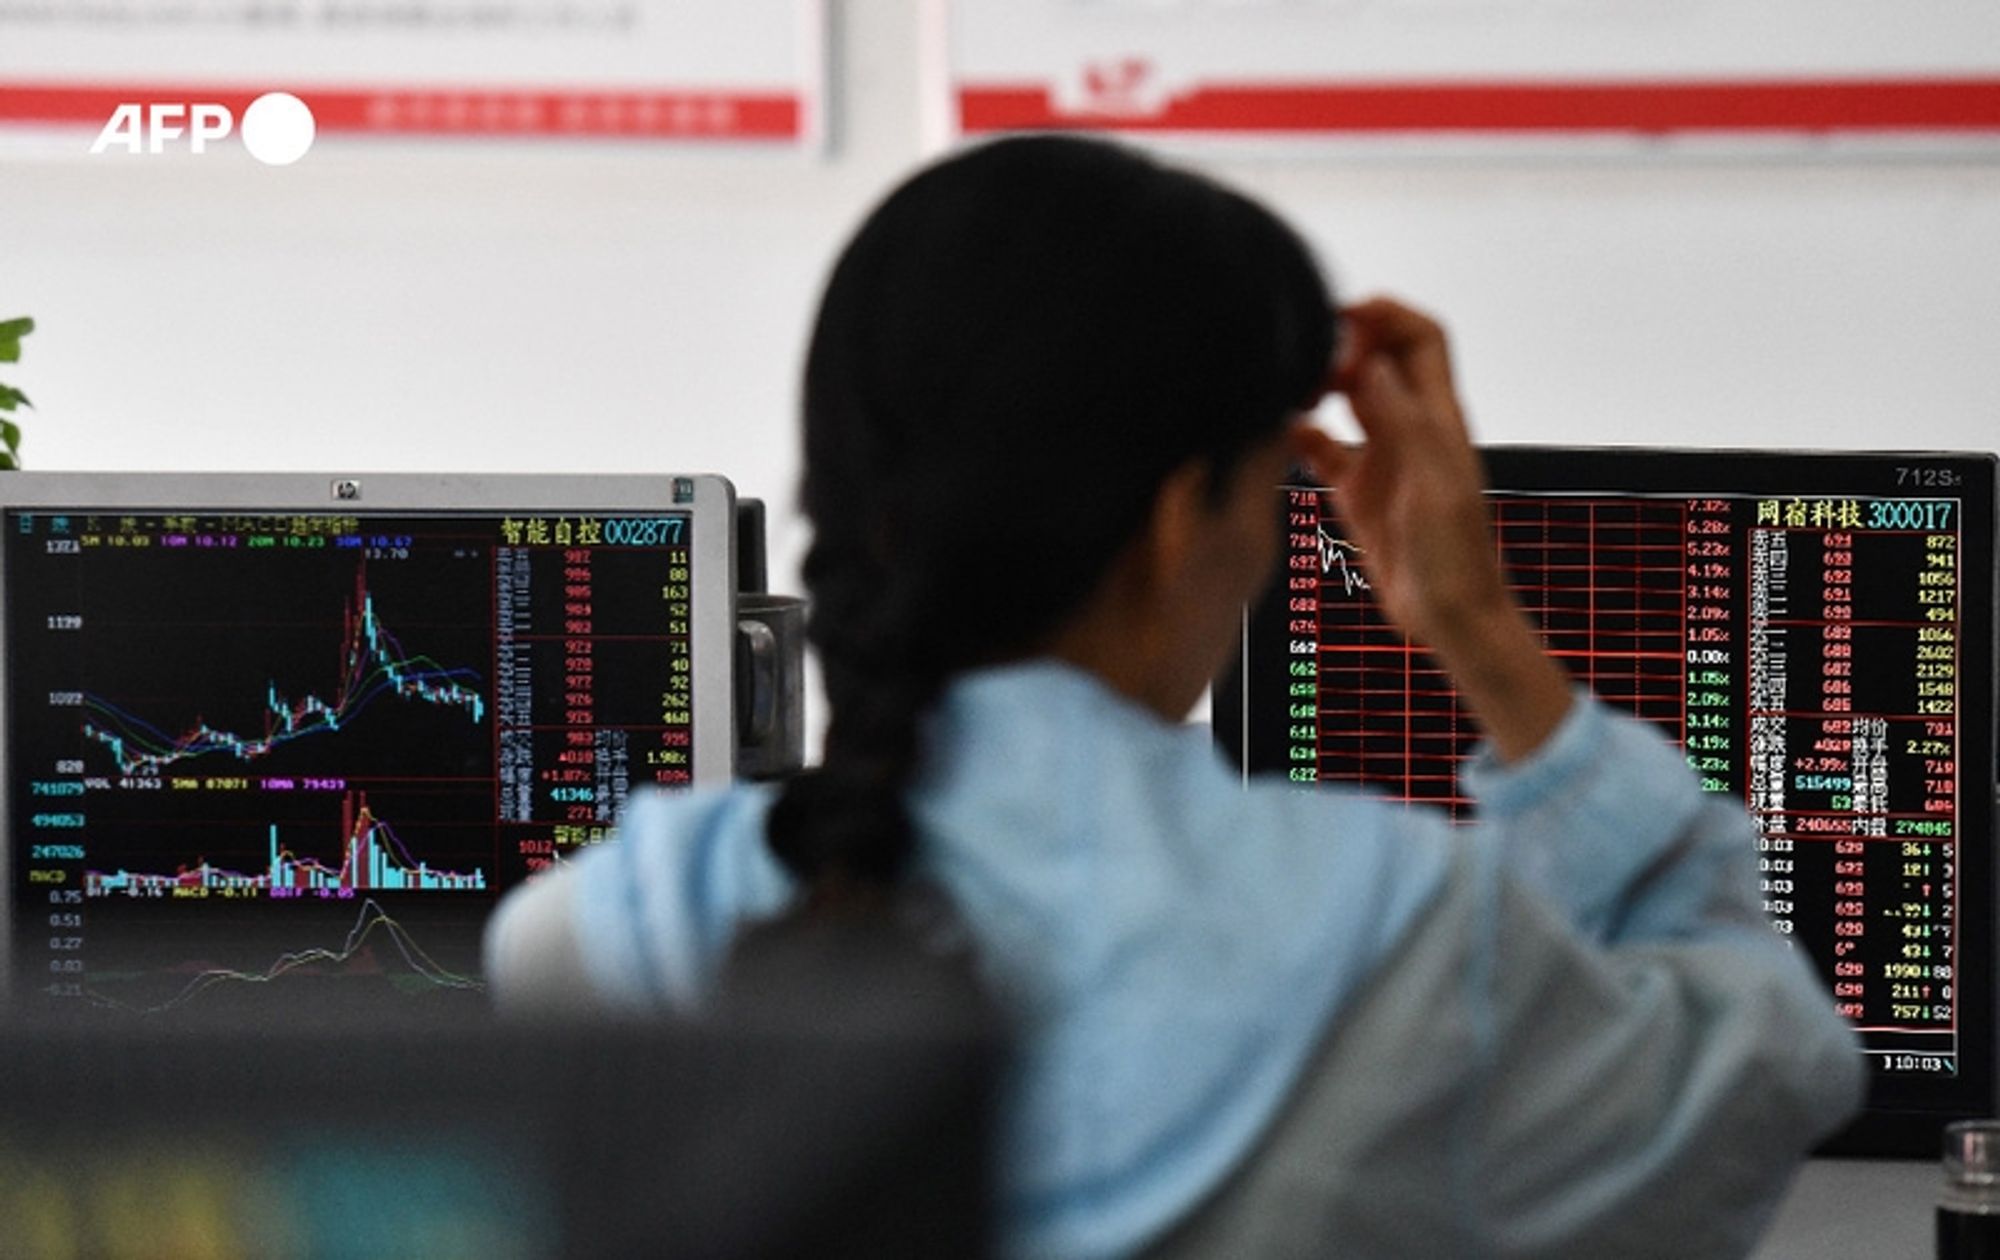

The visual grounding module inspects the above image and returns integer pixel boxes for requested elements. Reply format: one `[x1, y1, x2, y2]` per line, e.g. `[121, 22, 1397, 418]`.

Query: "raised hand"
[1291, 297, 1572, 762]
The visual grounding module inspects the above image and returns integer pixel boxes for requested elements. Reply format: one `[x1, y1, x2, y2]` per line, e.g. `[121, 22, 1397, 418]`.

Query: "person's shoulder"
[922, 659, 1462, 939]
[596, 781, 790, 912]
[613, 779, 777, 846]
[557, 781, 792, 1007]
[1153, 739, 1460, 881]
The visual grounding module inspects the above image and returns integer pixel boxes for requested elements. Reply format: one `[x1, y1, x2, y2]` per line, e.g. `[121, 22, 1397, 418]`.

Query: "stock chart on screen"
[1217, 448, 1997, 1152]
[5, 496, 716, 1018]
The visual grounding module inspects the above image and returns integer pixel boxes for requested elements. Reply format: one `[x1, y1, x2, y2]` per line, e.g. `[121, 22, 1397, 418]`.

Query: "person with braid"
[484, 134, 1861, 1258]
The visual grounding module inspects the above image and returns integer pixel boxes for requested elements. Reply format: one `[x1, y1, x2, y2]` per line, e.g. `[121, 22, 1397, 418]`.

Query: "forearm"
[1469, 695, 1728, 942]
[1426, 599, 1574, 765]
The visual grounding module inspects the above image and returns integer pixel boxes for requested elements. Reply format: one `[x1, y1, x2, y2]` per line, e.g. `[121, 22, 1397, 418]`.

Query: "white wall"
[0, 6, 939, 598]
[1244, 155, 2000, 453]
[4, 3, 1998, 734]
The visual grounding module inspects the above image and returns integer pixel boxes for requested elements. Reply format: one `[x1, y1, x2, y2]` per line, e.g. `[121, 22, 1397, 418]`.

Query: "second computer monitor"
[0, 471, 735, 1019]
[1217, 446, 1998, 1156]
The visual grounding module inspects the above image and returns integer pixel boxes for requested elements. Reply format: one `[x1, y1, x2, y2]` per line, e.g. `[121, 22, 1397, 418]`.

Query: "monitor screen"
[0, 472, 736, 1020]
[1216, 447, 1998, 1155]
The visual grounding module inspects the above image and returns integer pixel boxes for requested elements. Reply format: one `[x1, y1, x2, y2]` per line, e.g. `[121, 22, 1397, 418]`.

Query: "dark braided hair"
[766, 134, 1335, 909]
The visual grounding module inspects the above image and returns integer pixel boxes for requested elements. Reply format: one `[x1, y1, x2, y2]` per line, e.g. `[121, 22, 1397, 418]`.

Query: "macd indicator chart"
[1222, 452, 1997, 1125]
[6, 509, 697, 1014]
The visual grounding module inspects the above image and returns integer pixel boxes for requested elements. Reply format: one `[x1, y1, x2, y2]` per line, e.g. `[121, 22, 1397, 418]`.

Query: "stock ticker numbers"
[495, 513, 695, 873]
[8, 510, 694, 1011]
[1744, 496, 1962, 1068]
[1281, 487, 1970, 1078]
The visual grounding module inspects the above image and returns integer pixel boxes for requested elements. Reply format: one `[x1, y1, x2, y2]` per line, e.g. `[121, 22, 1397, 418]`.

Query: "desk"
[1752, 1159, 1937, 1258]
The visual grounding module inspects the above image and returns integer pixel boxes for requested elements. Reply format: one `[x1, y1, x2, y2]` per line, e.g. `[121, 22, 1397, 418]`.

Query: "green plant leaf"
[0, 317, 33, 464]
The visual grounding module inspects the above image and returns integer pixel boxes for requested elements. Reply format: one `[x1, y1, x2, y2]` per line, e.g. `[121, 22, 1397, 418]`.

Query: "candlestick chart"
[78, 565, 486, 777]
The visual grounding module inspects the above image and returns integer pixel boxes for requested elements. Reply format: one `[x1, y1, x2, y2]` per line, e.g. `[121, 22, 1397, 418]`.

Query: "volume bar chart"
[86, 791, 488, 898]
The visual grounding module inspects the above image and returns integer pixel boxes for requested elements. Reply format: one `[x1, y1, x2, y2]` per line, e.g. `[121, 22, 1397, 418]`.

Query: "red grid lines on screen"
[1314, 496, 1687, 819]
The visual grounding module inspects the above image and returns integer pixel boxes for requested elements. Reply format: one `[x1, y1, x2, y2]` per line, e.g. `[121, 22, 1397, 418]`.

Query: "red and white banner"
[0, 0, 824, 148]
[931, 0, 2000, 148]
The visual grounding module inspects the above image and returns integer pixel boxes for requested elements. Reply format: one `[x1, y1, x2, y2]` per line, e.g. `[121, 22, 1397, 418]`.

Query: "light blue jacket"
[485, 660, 1862, 1259]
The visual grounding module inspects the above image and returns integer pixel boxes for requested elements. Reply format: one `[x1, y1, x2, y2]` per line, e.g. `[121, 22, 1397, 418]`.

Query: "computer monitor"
[0, 472, 736, 1019]
[0, 949, 1002, 1257]
[1216, 447, 1998, 1156]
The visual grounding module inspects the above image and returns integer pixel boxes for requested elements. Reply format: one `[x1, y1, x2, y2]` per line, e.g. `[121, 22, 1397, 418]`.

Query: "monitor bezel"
[0, 470, 738, 1005]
